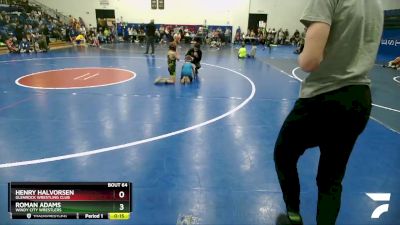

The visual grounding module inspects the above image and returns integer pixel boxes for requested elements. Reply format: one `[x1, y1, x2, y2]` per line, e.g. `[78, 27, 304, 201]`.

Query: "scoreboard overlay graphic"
[8, 182, 132, 220]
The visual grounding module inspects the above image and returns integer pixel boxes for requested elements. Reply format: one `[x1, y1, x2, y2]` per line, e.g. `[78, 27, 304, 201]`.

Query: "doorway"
[248, 13, 268, 34]
[95, 9, 116, 31]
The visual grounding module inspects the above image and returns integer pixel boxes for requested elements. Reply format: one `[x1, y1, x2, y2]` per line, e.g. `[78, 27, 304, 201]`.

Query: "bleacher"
[0, 0, 72, 54]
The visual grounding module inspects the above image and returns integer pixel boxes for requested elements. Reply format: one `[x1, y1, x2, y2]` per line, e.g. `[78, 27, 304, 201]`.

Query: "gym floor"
[0, 43, 399, 225]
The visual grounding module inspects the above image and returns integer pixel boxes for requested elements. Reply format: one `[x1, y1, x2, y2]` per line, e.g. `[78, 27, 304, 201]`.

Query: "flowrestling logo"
[366, 193, 391, 219]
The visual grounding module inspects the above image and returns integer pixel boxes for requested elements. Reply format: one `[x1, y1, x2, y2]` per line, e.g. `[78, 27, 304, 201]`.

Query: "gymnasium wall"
[380, 0, 400, 10]
[249, 0, 400, 34]
[249, 0, 307, 34]
[35, 0, 250, 33]
[35, 0, 399, 35]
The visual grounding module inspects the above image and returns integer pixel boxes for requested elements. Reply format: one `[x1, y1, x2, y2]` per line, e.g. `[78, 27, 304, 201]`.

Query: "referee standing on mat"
[144, 19, 156, 55]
